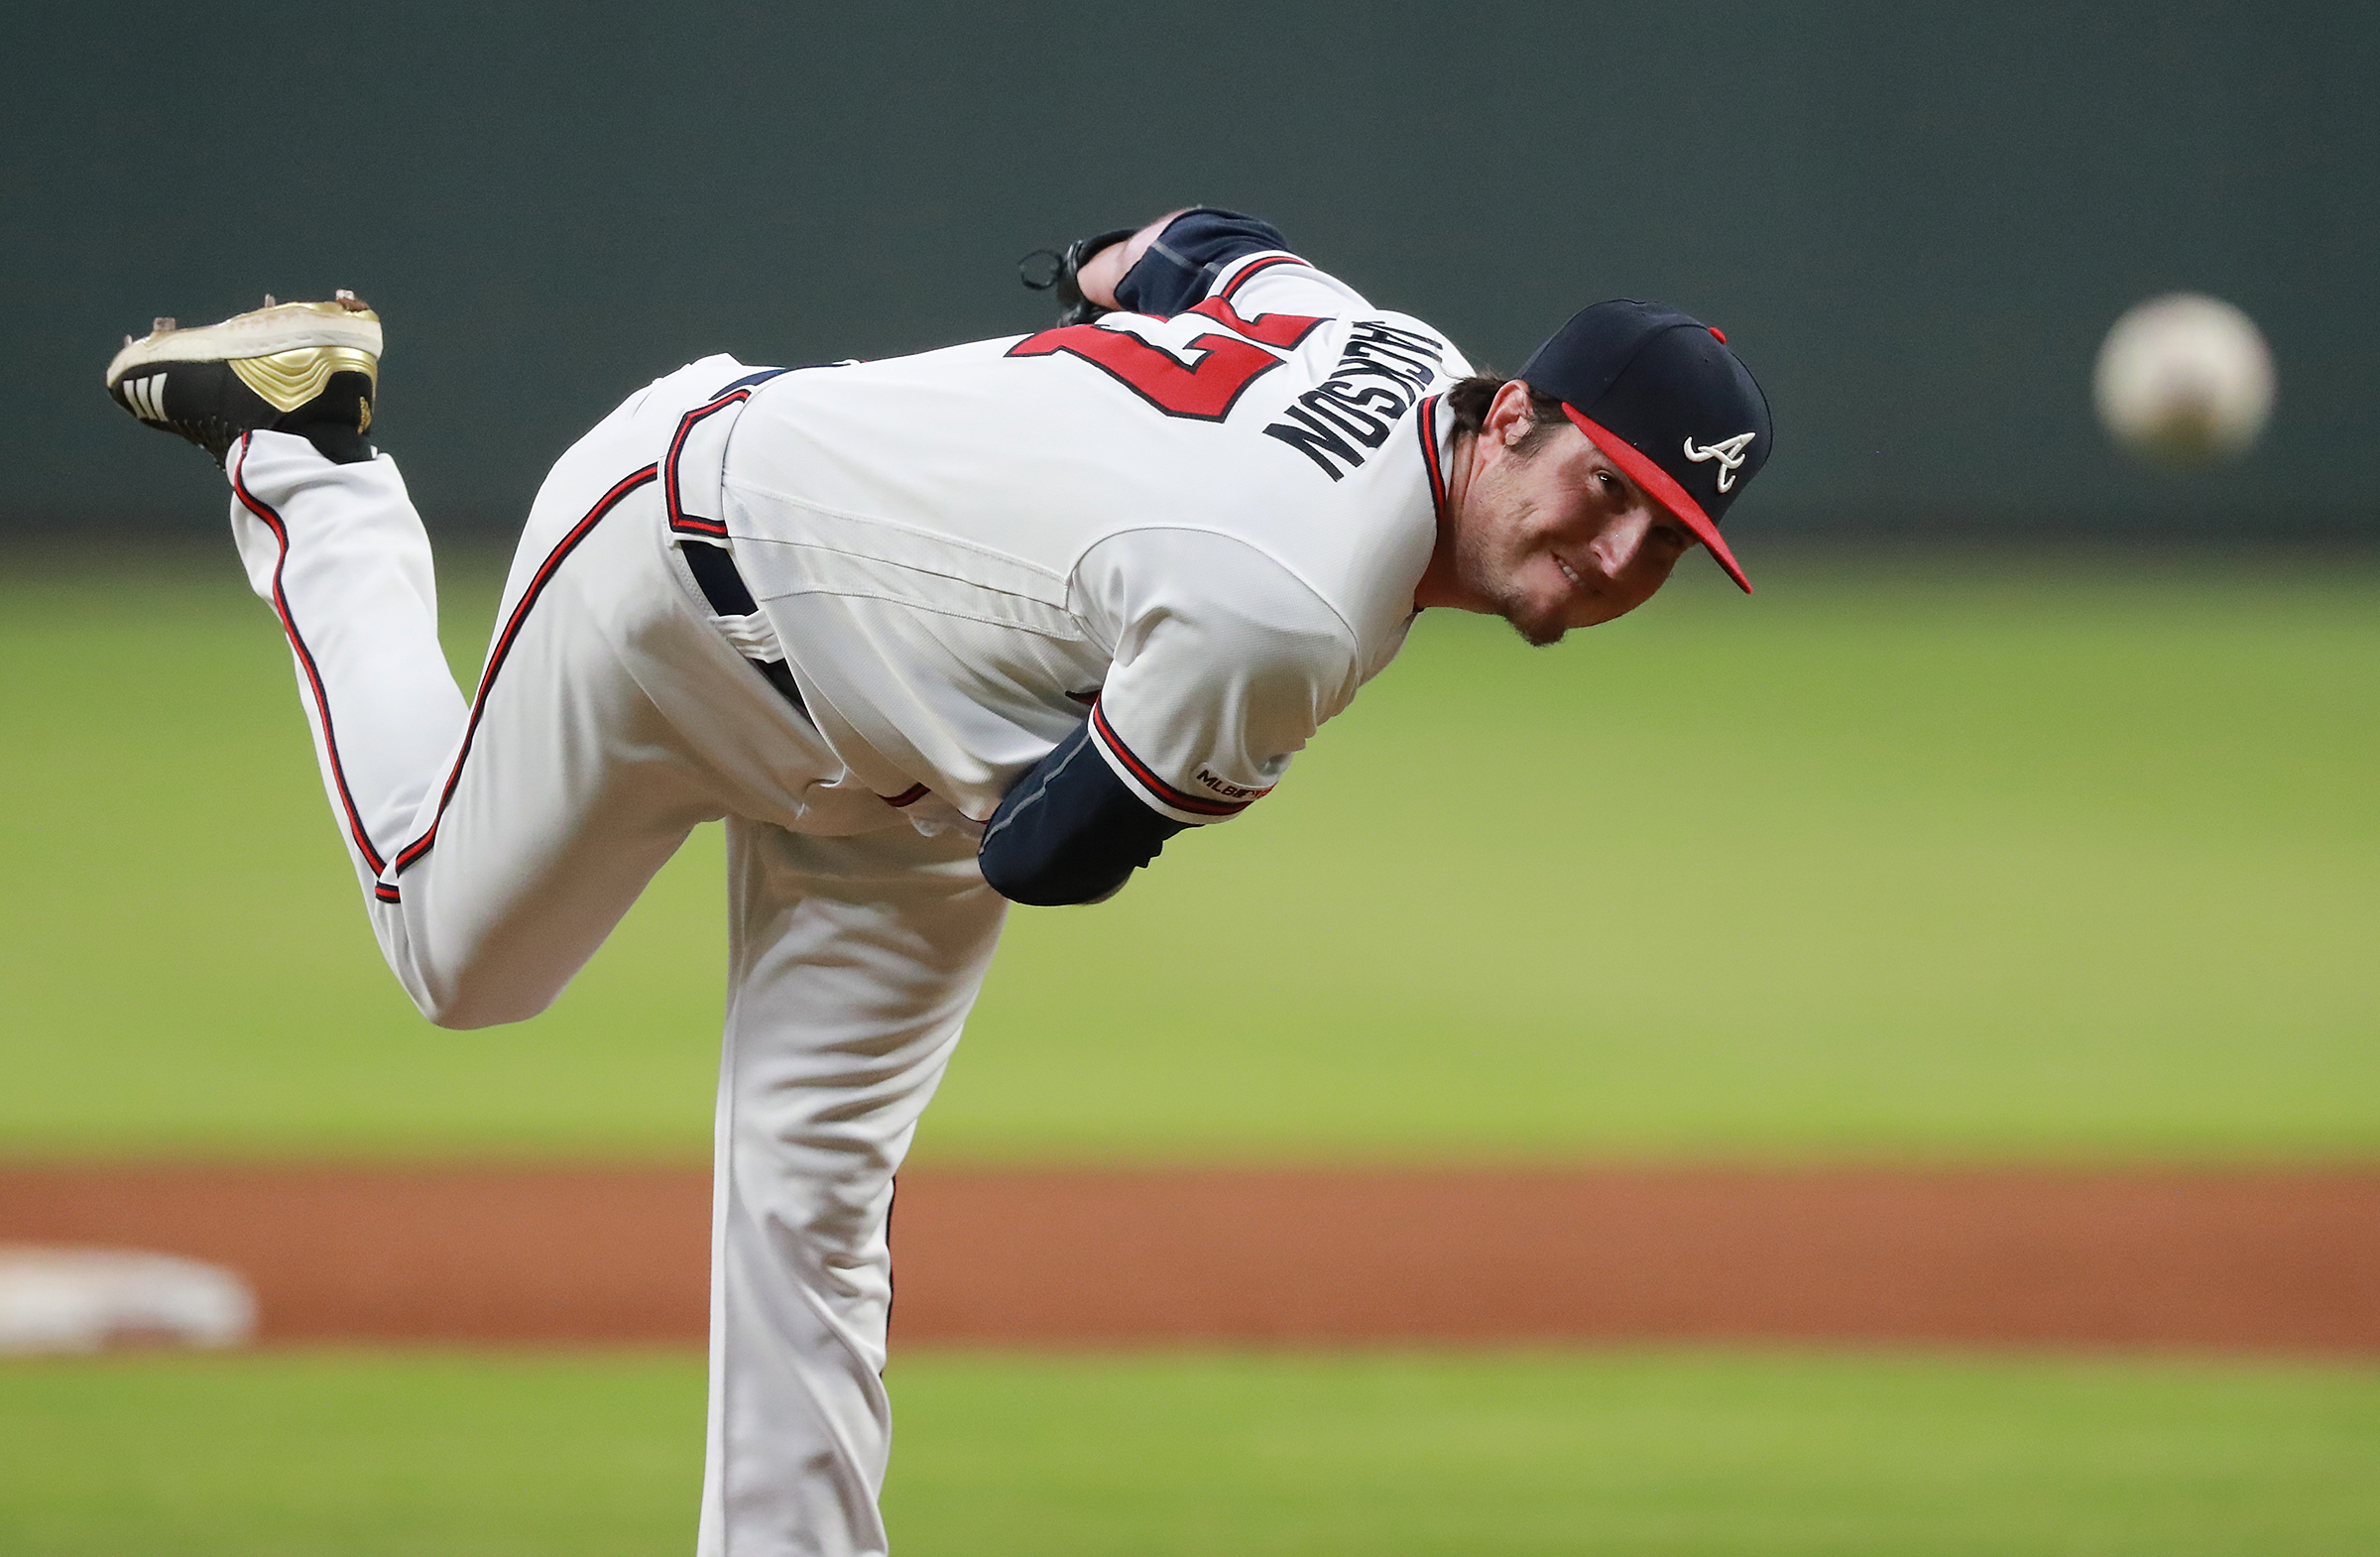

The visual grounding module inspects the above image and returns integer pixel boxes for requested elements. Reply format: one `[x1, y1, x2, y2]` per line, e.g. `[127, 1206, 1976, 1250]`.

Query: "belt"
[680, 539, 805, 715]
[664, 365, 806, 717]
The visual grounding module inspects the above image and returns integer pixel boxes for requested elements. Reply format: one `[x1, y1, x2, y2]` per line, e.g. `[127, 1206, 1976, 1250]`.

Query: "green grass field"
[4, 550, 2376, 1554]
[3, 553, 2371, 1161]
[3, 1348, 2376, 1556]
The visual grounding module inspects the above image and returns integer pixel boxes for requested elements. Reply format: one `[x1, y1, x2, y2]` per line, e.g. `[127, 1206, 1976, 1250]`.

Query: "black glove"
[1017, 226, 1138, 326]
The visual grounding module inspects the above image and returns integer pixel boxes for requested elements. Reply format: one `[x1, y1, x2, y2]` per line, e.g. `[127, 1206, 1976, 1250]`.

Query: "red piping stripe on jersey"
[381, 464, 661, 895]
[663, 389, 756, 539]
[1089, 699, 1264, 819]
[882, 783, 930, 808]
[1217, 253, 1308, 302]
[1415, 394, 1449, 523]
[230, 435, 389, 877]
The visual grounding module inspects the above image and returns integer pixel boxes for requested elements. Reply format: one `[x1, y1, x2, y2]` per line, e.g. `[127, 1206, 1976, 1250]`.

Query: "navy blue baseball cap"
[1517, 301, 1773, 592]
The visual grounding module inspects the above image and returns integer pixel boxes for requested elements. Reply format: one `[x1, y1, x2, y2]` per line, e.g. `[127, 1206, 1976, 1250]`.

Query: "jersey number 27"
[1006, 298, 1324, 422]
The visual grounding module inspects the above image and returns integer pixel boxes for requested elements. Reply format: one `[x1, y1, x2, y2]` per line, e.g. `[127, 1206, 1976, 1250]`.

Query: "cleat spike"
[263, 294, 277, 307]
[153, 317, 177, 334]
[124, 334, 136, 348]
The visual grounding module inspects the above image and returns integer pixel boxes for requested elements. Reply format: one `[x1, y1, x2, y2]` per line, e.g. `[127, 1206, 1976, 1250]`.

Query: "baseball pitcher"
[102, 207, 1772, 1556]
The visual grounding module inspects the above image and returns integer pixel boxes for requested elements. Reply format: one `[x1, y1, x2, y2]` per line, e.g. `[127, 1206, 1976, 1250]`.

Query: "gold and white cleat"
[105, 291, 383, 466]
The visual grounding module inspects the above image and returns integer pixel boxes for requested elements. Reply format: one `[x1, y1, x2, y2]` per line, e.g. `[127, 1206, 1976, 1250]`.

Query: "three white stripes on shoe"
[123, 373, 168, 420]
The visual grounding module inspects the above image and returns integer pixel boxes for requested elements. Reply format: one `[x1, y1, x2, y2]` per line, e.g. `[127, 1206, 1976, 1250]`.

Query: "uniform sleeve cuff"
[1115, 208, 1295, 316]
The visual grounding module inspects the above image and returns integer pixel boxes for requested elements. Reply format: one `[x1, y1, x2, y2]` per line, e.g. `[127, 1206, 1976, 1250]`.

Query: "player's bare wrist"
[1080, 210, 1192, 311]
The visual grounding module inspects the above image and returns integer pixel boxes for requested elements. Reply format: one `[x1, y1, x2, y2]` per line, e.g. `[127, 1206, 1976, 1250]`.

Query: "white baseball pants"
[221, 359, 1010, 1557]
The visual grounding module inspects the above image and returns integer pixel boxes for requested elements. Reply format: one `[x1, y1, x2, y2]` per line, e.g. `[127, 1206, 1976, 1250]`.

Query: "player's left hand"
[1017, 211, 1192, 324]
[1018, 226, 1137, 325]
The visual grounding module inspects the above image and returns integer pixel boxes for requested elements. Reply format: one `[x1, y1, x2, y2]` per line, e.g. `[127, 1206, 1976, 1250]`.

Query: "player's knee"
[406, 966, 554, 1030]
[379, 918, 566, 1030]
[416, 996, 499, 1031]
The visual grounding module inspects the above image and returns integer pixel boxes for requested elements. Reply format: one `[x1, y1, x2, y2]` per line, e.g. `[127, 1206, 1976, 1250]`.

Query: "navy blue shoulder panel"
[710, 366, 791, 398]
[1115, 208, 1294, 317]
[711, 360, 857, 398]
[978, 717, 1187, 906]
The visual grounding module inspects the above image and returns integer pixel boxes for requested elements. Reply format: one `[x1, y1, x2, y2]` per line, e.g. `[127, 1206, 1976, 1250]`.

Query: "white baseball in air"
[2093, 294, 2275, 463]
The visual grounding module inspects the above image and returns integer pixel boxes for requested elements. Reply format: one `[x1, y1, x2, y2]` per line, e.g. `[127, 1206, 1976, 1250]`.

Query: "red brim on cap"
[1561, 406, 1752, 594]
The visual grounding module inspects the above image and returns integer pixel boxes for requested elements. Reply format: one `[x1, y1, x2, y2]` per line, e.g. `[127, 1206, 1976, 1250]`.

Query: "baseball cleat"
[105, 292, 382, 466]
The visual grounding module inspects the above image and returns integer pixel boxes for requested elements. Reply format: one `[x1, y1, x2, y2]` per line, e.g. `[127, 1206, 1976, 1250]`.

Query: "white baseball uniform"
[221, 231, 1468, 1555]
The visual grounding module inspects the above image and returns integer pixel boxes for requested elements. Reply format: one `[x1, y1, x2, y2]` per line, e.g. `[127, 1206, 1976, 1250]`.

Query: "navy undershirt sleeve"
[1114, 208, 1294, 316]
[978, 717, 1188, 906]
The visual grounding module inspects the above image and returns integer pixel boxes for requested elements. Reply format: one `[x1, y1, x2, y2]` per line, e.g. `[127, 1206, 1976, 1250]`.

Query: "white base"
[0, 1246, 256, 1353]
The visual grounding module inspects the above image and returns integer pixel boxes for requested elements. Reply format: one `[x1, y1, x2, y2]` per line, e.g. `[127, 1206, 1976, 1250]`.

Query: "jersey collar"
[1414, 393, 1452, 528]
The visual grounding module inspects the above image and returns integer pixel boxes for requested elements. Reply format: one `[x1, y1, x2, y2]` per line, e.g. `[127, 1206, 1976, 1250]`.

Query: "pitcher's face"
[1453, 413, 1695, 646]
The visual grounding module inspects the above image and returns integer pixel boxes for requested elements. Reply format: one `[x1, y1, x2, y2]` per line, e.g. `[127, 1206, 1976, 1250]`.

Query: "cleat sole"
[105, 299, 381, 391]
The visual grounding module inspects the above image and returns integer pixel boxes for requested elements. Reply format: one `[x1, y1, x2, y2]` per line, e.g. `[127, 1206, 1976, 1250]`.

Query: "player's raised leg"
[360, 484, 735, 1027]
[109, 296, 467, 890]
[699, 818, 1008, 1557]
[103, 299, 832, 1029]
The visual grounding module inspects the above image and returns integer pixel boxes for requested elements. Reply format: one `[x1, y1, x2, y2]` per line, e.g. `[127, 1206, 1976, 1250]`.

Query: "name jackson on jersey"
[1263, 319, 1446, 480]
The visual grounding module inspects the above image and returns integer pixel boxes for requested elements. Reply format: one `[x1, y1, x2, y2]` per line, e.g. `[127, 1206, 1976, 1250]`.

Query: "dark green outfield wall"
[7, 2, 2374, 542]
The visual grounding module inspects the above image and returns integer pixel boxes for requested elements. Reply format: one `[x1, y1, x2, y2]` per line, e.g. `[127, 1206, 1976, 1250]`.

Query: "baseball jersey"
[711, 230, 1474, 831]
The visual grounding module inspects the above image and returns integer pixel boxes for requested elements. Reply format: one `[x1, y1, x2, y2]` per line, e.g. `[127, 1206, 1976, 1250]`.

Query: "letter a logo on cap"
[1683, 431, 1757, 492]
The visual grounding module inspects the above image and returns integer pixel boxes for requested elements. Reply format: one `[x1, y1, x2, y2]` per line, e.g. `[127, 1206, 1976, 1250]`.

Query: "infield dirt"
[3, 1164, 2374, 1353]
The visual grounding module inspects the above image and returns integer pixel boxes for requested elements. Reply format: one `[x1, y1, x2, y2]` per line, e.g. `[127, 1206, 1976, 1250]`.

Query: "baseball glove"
[1017, 226, 1138, 326]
